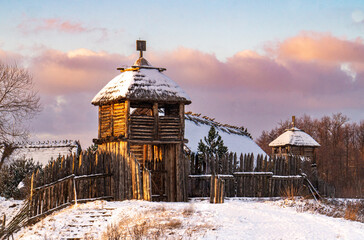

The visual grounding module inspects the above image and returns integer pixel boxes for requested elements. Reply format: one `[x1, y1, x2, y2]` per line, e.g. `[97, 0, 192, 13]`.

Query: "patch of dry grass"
[102, 204, 215, 240]
[182, 204, 194, 217]
[281, 185, 305, 201]
[285, 198, 364, 223]
[344, 203, 361, 221]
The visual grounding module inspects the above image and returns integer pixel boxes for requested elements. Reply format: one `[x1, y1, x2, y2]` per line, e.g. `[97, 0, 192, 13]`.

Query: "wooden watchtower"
[269, 116, 320, 159]
[91, 40, 191, 202]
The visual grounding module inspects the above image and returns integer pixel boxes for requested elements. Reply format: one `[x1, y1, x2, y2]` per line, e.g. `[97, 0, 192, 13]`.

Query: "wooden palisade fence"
[0, 151, 152, 239]
[210, 175, 224, 204]
[188, 153, 305, 198]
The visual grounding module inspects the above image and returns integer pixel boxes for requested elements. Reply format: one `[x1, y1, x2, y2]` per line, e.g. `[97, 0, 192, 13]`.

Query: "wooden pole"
[210, 174, 215, 203]
[219, 179, 225, 203]
[30, 172, 34, 202]
[29, 172, 34, 216]
[153, 103, 159, 140]
[73, 177, 77, 205]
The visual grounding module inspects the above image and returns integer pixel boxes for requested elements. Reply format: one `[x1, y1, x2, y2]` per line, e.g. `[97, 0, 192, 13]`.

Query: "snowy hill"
[5, 198, 363, 240]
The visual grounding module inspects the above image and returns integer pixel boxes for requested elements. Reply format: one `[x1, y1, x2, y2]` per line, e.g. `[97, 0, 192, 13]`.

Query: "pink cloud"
[28, 48, 135, 95]
[26, 41, 364, 112]
[17, 17, 108, 39]
[269, 32, 364, 63]
[3, 31, 364, 145]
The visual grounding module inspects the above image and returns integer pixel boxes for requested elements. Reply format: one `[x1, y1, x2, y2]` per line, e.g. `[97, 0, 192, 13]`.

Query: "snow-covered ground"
[1, 198, 363, 240]
[0, 197, 23, 223]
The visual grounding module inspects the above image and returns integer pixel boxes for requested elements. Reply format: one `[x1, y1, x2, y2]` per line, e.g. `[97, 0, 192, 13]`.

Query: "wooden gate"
[145, 159, 166, 201]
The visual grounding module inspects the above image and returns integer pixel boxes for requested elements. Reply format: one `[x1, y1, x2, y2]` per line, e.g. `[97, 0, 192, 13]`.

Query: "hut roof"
[1, 140, 80, 166]
[184, 113, 266, 157]
[268, 127, 320, 147]
[91, 58, 191, 105]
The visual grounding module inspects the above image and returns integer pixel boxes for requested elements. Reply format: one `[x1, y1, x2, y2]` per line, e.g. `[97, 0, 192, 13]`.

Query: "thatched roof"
[184, 113, 266, 156]
[91, 58, 191, 105]
[2, 140, 80, 166]
[268, 127, 320, 147]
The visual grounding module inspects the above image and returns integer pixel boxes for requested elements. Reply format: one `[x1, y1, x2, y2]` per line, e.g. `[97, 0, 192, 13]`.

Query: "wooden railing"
[29, 173, 113, 221]
[159, 116, 181, 141]
[130, 115, 181, 141]
[130, 116, 154, 140]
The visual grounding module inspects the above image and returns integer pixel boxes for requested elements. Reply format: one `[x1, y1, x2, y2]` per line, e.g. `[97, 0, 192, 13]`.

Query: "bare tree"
[0, 62, 41, 169]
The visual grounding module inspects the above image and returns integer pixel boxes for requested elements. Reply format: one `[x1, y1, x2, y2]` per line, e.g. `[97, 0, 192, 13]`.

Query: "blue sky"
[1, 0, 363, 59]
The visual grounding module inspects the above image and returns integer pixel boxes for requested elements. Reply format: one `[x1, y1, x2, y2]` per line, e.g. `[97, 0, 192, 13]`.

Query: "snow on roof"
[91, 66, 191, 105]
[268, 127, 320, 147]
[185, 113, 266, 156]
[3, 140, 80, 166]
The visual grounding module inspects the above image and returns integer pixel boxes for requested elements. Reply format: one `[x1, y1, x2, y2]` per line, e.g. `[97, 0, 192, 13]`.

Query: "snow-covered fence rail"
[188, 153, 305, 198]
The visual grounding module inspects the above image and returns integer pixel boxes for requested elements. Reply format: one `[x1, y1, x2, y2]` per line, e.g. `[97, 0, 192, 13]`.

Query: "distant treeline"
[256, 113, 364, 198]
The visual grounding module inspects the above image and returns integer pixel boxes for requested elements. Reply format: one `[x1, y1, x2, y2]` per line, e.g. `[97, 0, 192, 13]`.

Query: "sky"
[1, 0, 364, 147]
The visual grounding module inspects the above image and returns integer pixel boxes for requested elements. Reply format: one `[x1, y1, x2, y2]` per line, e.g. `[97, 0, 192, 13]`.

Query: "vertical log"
[98, 107, 101, 138]
[2, 213, 5, 228]
[210, 175, 215, 203]
[125, 100, 130, 139]
[143, 168, 152, 201]
[219, 179, 225, 203]
[176, 144, 184, 202]
[256, 154, 261, 172]
[215, 177, 219, 203]
[30, 172, 34, 202]
[240, 154, 244, 172]
[153, 103, 159, 140]
[73, 177, 78, 205]
[179, 103, 185, 141]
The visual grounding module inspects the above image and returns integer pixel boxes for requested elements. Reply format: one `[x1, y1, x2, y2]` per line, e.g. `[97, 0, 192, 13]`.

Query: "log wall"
[98, 103, 183, 141]
[188, 153, 305, 198]
[99, 102, 126, 138]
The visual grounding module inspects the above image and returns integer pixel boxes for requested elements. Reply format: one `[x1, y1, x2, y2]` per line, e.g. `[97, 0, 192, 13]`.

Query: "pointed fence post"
[29, 172, 34, 217]
[73, 176, 77, 205]
[30, 172, 34, 201]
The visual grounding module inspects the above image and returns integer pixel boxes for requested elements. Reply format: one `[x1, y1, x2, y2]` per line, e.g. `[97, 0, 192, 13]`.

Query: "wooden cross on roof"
[136, 40, 146, 58]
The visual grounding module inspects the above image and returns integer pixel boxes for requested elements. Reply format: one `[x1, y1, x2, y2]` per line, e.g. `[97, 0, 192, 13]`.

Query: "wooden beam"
[125, 100, 130, 139]
[179, 103, 185, 140]
[111, 104, 114, 137]
[153, 103, 159, 140]
[98, 107, 101, 138]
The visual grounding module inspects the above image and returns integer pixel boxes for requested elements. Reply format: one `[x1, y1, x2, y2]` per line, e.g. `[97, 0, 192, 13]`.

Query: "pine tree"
[198, 126, 228, 158]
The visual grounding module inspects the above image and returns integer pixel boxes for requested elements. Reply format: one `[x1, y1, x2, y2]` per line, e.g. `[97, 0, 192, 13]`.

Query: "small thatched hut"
[269, 116, 320, 159]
